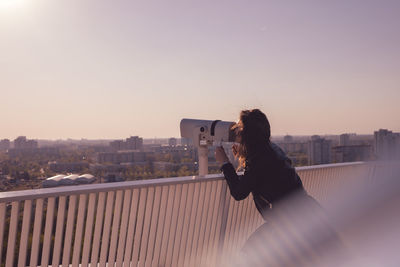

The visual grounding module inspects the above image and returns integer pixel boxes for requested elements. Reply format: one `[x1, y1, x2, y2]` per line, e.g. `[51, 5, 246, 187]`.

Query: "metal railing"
[0, 162, 384, 267]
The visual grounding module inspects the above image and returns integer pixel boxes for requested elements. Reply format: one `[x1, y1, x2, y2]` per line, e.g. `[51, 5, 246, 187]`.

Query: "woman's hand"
[215, 146, 229, 164]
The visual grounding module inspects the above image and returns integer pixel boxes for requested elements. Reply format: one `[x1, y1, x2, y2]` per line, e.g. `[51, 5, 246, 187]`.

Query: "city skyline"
[0, 131, 384, 142]
[0, 128, 393, 141]
[1, 0, 400, 139]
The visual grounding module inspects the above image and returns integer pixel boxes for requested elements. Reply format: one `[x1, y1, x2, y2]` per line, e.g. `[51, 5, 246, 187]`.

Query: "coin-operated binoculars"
[180, 119, 236, 176]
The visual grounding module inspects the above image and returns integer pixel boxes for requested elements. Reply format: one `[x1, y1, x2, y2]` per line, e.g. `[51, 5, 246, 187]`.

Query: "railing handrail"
[0, 162, 368, 203]
[0, 173, 226, 203]
[295, 161, 366, 171]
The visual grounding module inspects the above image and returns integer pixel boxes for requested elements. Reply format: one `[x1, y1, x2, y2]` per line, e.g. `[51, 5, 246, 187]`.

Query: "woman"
[215, 109, 339, 266]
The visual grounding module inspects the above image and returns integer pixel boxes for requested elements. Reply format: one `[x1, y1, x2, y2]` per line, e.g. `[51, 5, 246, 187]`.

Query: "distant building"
[181, 137, 193, 147]
[14, 136, 27, 149]
[143, 144, 163, 153]
[308, 135, 332, 165]
[42, 174, 96, 188]
[168, 138, 177, 147]
[278, 142, 308, 154]
[159, 145, 196, 159]
[14, 136, 38, 149]
[8, 147, 60, 158]
[109, 136, 143, 151]
[97, 151, 146, 164]
[339, 134, 351, 146]
[374, 129, 400, 160]
[275, 141, 308, 166]
[0, 139, 10, 151]
[283, 135, 293, 143]
[126, 136, 143, 150]
[332, 145, 372, 163]
[110, 140, 125, 151]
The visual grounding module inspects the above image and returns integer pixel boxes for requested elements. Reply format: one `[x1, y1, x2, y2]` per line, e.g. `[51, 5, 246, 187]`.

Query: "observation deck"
[0, 162, 395, 267]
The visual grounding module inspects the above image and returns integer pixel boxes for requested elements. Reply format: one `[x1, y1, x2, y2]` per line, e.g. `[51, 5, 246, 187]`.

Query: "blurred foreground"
[223, 161, 400, 267]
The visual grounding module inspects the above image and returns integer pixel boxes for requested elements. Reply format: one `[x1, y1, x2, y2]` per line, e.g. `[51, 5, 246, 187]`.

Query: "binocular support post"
[198, 146, 208, 176]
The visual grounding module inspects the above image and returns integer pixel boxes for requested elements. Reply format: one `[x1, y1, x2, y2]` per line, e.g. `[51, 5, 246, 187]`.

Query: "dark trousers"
[240, 196, 342, 266]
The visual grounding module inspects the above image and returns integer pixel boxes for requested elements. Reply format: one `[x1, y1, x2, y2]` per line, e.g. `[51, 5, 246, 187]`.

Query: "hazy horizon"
[1, 0, 399, 140]
[1, 132, 377, 141]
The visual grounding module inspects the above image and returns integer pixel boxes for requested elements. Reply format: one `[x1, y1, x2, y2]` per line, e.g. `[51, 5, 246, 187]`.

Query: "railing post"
[0, 203, 6, 267]
[216, 181, 231, 266]
[6, 201, 20, 267]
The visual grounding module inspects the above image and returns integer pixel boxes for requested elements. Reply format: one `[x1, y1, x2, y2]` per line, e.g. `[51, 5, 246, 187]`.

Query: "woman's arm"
[221, 162, 254, 200]
[216, 146, 258, 201]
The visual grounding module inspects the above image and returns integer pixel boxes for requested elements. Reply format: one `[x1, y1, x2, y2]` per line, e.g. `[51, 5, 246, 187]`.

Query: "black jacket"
[221, 142, 305, 220]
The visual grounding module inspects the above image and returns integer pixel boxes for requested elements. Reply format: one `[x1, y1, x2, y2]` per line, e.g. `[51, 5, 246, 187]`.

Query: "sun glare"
[0, 0, 25, 9]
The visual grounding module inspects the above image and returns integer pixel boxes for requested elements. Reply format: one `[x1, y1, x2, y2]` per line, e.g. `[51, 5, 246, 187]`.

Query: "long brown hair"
[232, 109, 271, 169]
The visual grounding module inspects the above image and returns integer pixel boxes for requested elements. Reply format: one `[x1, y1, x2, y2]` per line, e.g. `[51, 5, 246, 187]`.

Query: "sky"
[1, 0, 399, 139]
